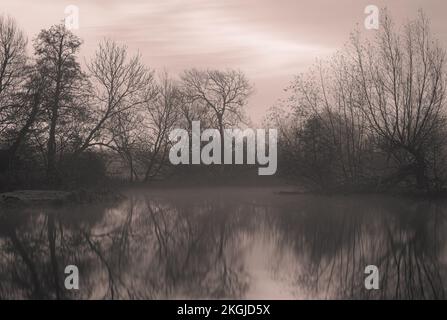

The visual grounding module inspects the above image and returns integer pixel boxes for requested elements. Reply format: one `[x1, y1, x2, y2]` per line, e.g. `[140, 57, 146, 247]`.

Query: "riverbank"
[0, 188, 125, 206]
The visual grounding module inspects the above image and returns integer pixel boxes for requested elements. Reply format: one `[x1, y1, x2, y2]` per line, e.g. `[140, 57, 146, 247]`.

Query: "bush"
[59, 152, 107, 188]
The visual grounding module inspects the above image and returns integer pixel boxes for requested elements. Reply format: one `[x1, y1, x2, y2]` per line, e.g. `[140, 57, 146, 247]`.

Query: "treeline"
[268, 11, 447, 193]
[0, 16, 252, 190]
[3, 11, 446, 194]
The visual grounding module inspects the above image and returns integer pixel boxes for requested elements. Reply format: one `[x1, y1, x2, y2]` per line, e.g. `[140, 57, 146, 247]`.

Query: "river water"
[1, 187, 446, 299]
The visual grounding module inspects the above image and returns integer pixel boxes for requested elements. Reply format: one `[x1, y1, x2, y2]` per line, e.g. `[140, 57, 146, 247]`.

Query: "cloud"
[2, 0, 447, 124]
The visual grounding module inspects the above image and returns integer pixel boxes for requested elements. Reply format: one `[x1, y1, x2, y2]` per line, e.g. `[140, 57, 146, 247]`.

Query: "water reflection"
[0, 188, 446, 299]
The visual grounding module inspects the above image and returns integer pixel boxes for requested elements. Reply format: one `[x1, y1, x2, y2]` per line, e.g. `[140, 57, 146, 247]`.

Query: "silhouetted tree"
[33, 24, 87, 185]
[353, 11, 446, 190]
[181, 69, 253, 162]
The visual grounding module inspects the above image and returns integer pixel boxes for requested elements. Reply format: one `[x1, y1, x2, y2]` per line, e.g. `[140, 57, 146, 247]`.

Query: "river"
[0, 187, 446, 299]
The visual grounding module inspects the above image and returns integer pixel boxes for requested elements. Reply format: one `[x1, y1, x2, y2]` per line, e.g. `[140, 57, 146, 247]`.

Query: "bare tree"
[281, 54, 371, 189]
[181, 69, 253, 161]
[353, 11, 447, 189]
[3, 67, 47, 169]
[0, 16, 37, 173]
[0, 15, 27, 108]
[277, 11, 447, 191]
[107, 109, 143, 182]
[139, 71, 182, 181]
[82, 40, 156, 154]
[0, 15, 27, 140]
[33, 24, 86, 184]
[108, 72, 182, 182]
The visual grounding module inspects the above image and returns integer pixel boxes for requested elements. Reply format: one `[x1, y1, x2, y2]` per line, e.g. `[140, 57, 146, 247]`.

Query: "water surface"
[1, 187, 446, 299]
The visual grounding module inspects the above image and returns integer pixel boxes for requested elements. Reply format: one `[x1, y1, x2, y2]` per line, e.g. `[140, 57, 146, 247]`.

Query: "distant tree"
[181, 69, 253, 161]
[108, 71, 183, 182]
[107, 108, 143, 182]
[139, 71, 183, 181]
[282, 56, 372, 189]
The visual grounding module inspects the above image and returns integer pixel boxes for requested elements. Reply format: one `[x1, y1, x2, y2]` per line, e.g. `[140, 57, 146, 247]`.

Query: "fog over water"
[1, 187, 446, 299]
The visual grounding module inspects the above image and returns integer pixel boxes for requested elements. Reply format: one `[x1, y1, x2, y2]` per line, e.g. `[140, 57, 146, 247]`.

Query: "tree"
[181, 69, 253, 162]
[139, 71, 182, 181]
[282, 56, 372, 189]
[353, 11, 447, 189]
[0, 15, 30, 172]
[0, 15, 27, 113]
[277, 10, 447, 192]
[107, 109, 143, 182]
[33, 24, 86, 185]
[84, 40, 156, 181]
[85, 40, 156, 152]
[3, 67, 47, 169]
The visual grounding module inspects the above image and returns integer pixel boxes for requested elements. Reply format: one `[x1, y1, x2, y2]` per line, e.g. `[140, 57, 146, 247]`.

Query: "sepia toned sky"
[2, 0, 447, 124]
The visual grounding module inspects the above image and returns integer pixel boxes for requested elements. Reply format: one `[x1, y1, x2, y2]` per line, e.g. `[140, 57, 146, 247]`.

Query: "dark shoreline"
[2, 183, 447, 209]
[0, 188, 125, 207]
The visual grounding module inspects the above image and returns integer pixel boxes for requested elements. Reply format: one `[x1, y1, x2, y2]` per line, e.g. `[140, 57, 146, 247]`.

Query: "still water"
[1, 187, 446, 299]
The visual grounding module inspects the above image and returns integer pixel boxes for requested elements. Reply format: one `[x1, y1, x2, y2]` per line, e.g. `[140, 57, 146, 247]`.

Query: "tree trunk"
[218, 116, 225, 166]
[414, 153, 428, 190]
[415, 162, 428, 190]
[47, 213, 61, 299]
[46, 108, 58, 185]
[47, 63, 62, 186]
[129, 158, 134, 182]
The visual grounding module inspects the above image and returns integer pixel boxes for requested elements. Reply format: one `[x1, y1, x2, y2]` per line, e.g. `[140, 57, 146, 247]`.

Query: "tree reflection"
[272, 196, 447, 299]
[1, 192, 447, 299]
[0, 195, 252, 299]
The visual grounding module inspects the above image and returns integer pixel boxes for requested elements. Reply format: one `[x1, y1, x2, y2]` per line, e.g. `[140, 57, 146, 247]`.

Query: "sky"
[2, 0, 447, 124]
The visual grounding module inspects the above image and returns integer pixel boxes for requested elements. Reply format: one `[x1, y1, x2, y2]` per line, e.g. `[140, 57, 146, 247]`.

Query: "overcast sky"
[2, 0, 447, 124]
